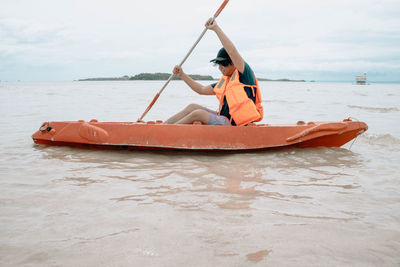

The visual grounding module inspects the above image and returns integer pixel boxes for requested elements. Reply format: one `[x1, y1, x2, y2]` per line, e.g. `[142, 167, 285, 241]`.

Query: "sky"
[1, 0, 399, 82]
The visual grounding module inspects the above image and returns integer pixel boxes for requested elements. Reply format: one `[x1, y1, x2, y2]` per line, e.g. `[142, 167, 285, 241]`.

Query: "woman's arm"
[205, 19, 245, 73]
[174, 66, 215, 95]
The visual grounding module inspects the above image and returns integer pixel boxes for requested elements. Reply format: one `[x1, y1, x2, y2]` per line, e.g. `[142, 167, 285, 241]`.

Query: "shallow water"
[1, 81, 399, 266]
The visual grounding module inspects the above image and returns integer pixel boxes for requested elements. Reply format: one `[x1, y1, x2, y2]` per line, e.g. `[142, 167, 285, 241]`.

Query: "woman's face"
[219, 63, 236, 76]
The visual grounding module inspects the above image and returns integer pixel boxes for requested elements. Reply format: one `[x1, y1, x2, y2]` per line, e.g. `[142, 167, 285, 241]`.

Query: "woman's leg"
[175, 109, 210, 124]
[165, 103, 206, 124]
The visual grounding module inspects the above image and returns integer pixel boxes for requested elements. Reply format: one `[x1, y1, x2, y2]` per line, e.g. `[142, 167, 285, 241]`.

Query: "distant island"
[78, 73, 213, 81]
[258, 78, 306, 82]
[78, 73, 305, 82]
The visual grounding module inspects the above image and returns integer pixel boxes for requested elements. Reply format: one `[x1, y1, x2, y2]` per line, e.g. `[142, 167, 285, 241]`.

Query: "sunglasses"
[213, 61, 231, 67]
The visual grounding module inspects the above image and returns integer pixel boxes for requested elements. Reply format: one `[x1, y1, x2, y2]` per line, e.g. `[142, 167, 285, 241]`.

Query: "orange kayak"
[32, 118, 367, 151]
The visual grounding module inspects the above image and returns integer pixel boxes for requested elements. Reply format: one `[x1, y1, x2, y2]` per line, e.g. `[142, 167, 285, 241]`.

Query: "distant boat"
[355, 73, 368, 85]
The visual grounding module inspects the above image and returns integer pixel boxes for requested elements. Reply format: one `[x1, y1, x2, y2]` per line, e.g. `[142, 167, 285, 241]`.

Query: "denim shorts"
[203, 107, 230, 126]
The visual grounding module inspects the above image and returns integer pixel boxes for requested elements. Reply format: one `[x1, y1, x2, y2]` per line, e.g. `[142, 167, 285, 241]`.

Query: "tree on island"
[129, 73, 214, 81]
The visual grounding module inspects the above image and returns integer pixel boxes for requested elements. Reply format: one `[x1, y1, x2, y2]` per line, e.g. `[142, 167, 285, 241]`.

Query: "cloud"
[237, 0, 400, 80]
[0, 0, 399, 81]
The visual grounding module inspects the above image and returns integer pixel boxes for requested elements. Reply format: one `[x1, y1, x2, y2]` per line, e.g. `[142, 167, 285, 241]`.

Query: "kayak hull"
[32, 119, 367, 151]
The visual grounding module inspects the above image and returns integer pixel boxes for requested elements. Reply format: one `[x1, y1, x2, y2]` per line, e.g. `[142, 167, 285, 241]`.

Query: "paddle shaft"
[137, 0, 229, 122]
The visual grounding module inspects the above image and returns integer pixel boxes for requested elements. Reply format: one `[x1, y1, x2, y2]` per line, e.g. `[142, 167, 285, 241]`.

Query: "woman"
[165, 18, 263, 126]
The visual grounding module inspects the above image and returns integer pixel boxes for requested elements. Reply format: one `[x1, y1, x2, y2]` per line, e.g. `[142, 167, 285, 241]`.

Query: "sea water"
[0, 81, 399, 266]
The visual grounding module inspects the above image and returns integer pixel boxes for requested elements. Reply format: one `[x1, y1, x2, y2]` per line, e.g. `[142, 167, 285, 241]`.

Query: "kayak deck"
[32, 118, 367, 151]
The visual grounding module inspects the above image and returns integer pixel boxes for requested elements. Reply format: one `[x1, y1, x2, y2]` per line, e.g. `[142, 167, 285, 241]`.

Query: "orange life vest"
[213, 69, 264, 126]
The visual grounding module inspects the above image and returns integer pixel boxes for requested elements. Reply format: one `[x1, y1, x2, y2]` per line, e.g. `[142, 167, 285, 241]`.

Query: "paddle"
[137, 0, 230, 122]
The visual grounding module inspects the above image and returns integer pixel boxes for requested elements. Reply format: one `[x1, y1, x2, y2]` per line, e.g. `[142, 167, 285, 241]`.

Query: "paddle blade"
[137, 93, 160, 122]
[214, 0, 229, 18]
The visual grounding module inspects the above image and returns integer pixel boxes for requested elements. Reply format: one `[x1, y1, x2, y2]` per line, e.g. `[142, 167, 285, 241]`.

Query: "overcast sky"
[1, 0, 399, 82]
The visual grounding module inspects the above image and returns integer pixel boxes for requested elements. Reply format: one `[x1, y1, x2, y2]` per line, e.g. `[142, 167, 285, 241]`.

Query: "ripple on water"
[348, 104, 399, 113]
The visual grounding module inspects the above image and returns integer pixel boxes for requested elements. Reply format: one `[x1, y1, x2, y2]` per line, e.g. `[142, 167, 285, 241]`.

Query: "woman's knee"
[185, 103, 204, 112]
[188, 109, 209, 122]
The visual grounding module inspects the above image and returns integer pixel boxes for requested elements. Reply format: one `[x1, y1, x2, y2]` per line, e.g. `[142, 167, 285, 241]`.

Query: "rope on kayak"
[39, 122, 52, 132]
[347, 117, 360, 150]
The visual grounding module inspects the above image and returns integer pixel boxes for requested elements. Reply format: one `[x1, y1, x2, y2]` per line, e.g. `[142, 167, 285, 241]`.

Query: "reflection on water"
[247, 249, 272, 263]
[33, 145, 364, 220]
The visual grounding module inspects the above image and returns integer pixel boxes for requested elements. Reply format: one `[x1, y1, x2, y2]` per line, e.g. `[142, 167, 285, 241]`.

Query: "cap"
[210, 47, 231, 63]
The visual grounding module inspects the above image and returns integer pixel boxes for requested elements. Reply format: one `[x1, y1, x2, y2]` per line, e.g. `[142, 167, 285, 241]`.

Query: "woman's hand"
[205, 18, 218, 31]
[173, 65, 184, 78]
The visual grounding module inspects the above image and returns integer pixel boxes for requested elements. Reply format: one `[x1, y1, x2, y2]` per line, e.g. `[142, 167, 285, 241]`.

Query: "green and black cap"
[210, 47, 232, 64]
